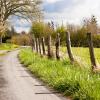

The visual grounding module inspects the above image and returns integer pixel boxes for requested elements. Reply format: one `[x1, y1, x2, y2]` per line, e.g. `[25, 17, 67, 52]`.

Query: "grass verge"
[19, 48, 100, 100]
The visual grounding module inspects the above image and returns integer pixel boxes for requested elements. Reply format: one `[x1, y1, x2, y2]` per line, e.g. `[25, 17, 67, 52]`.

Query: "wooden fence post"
[41, 37, 46, 55]
[29, 34, 35, 51]
[66, 32, 74, 63]
[87, 33, 97, 69]
[55, 33, 60, 60]
[31, 37, 36, 51]
[36, 38, 39, 53]
[47, 35, 52, 58]
[38, 38, 41, 55]
[33, 37, 36, 51]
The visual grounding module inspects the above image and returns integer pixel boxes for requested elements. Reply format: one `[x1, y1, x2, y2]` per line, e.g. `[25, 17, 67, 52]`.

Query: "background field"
[61, 47, 100, 68]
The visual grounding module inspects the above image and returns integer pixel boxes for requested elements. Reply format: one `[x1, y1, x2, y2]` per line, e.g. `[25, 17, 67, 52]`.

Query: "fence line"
[32, 32, 99, 71]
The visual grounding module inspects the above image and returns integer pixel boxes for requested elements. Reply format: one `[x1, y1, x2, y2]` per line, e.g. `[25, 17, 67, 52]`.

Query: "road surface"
[0, 50, 67, 100]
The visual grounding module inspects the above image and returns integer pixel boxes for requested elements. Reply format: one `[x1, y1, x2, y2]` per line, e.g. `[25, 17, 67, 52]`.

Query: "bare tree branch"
[0, 0, 43, 33]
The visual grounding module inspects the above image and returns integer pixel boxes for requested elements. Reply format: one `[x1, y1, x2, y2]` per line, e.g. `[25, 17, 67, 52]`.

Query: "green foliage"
[0, 43, 18, 50]
[56, 25, 66, 45]
[11, 34, 31, 45]
[70, 33, 100, 47]
[30, 21, 100, 47]
[71, 33, 87, 47]
[30, 21, 54, 38]
[19, 48, 100, 100]
[93, 34, 100, 47]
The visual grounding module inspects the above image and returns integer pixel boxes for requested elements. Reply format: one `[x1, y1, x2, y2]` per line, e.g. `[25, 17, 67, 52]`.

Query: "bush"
[71, 33, 87, 47]
[11, 34, 31, 46]
[70, 33, 100, 47]
[93, 34, 100, 47]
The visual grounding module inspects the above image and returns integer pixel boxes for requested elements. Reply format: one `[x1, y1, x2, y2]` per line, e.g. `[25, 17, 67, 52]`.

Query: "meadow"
[61, 47, 100, 69]
[19, 47, 100, 100]
[0, 43, 19, 56]
[0, 43, 19, 50]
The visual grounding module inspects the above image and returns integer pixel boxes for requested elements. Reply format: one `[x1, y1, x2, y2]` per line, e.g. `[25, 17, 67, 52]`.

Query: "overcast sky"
[12, 0, 100, 33]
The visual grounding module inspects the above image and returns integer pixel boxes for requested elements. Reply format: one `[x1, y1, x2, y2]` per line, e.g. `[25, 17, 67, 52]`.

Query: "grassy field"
[0, 43, 19, 56]
[0, 43, 19, 50]
[61, 47, 100, 69]
[19, 48, 100, 100]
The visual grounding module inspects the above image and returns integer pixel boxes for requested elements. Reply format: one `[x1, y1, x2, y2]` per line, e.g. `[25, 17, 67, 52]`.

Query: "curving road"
[0, 50, 68, 100]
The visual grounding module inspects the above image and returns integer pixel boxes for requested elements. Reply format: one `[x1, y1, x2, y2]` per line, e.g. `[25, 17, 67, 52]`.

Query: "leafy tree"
[11, 26, 17, 36]
[11, 34, 31, 45]
[30, 21, 54, 38]
[83, 15, 98, 34]
[30, 21, 44, 38]
[56, 25, 66, 45]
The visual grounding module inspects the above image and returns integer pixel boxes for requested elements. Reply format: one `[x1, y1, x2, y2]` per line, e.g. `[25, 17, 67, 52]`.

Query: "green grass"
[19, 48, 100, 100]
[0, 43, 19, 50]
[61, 47, 100, 69]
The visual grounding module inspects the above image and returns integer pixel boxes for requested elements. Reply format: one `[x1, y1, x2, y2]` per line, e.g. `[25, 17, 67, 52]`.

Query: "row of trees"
[29, 15, 100, 47]
[0, 0, 99, 47]
[0, 15, 100, 47]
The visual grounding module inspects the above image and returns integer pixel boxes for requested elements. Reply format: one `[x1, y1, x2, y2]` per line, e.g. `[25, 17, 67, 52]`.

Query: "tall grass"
[61, 47, 100, 69]
[19, 48, 100, 100]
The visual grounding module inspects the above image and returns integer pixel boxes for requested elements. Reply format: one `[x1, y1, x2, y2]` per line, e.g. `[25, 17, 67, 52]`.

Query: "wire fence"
[31, 32, 100, 71]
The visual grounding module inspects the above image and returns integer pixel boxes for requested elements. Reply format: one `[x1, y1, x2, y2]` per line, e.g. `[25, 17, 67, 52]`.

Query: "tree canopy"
[30, 21, 54, 38]
[0, 0, 42, 33]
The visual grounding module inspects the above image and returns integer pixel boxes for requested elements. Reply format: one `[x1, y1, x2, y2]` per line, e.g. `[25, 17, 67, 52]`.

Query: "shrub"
[70, 33, 100, 47]
[11, 34, 31, 45]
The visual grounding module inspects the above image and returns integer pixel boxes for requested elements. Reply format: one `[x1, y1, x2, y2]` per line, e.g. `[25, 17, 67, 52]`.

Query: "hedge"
[70, 33, 100, 47]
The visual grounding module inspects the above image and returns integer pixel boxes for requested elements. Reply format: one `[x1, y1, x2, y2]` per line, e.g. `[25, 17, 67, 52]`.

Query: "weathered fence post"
[36, 38, 39, 53]
[41, 37, 46, 55]
[33, 37, 36, 51]
[47, 35, 52, 58]
[31, 37, 36, 51]
[66, 32, 74, 63]
[87, 33, 97, 69]
[55, 33, 60, 60]
[29, 34, 35, 51]
[38, 38, 41, 55]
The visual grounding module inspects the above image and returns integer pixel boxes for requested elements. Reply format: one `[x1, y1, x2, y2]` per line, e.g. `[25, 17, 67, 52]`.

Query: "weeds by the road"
[19, 48, 100, 100]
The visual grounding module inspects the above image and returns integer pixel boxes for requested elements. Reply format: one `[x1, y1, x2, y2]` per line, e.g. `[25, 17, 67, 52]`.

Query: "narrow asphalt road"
[0, 50, 67, 100]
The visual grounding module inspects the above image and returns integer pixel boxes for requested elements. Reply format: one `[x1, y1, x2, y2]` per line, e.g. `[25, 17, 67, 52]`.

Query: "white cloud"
[11, 0, 100, 32]
[44, 0, 61, 4]
[15, 27, 30, 33]
[9, 17, 31, 33]
[44, 0, 100, 26]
